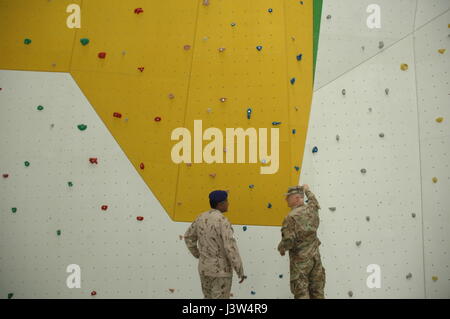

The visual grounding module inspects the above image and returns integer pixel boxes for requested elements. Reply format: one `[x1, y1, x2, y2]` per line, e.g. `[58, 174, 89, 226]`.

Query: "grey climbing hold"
[329, 207, 336, 212]
[366, 216, 370, 222]
[356, 241, 362, 246]
[336, 134, 340, 141]
[368, 107, 372, 112]
[348, 291, 353, 297]
[379, 41, 384, 49]
[379, 133, 385, 138]
[406, 273, 412, 279]
[412, 213, 416, 218]
[326, 14, 331, 20]
[342, 89, 346, 96]
[385, 88, 389, 95]
[361, 168, 367, 174]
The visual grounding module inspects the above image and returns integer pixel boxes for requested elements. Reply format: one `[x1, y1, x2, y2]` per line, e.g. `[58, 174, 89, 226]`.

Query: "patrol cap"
[284, 185, 304, 197]
[209, 190, 228, 204]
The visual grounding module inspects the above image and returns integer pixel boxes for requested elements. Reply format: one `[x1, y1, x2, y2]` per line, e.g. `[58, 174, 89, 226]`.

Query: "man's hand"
[239, 275, 247, 284]
[303, 184, 310, 192]
[277, 243, 286, 256]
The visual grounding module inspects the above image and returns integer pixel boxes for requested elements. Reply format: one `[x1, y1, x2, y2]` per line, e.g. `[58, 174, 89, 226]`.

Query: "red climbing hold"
[101, 205, 108, 211]
[154, 117, 162, 122]
[89, 158, 98, 164]
[137, 216, 144, 221]
[113, 112, 122, 118]
[140, 163, 145, 170]
[91, 291, 97, 296]
[184, 45, 191, 51]
[98, 52, 106, 59]
[2, 174, 8, 178]
[134, 8, 144, 14]
[137, 67, 144, 72]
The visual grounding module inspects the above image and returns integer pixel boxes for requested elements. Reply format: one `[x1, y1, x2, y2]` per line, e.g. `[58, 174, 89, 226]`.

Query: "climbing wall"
[1, 0, 449, 299]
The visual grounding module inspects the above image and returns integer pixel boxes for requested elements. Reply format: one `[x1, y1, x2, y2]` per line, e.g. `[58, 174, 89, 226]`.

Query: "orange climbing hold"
[436, 117, 443, 123]
[438, 49, 446, 54]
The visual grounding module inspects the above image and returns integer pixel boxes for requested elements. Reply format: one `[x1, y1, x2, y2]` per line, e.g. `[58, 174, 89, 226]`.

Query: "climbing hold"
[122, 50, 127, 56]
[348, 291, 353, 297]
[209, 173, 216, 178]
[137, 67, 145, 72]
[329, 207, 336, 212]
[154, 117, 162, 122]
[206, 108, 212, 113]
[247, 108, 252, 119]
[220, 97, 227, 103]
[134, 8, 144, 14]
[184, 45, 191, 51]
[256, 46, 263, 51]
[379, 41, 384, 49]
[291, 36, 296, 41]
[267, 203, 272, 208]
[186, 163, 192, 167]
[366, 216, 370, 222]
[438, 49, 446, 54]
[436, 117, 443, 123]
[326, 15, 331, 20]
[140, 163, 145, 170]
[24, 161, 30, 167]
[268, 8, 273, 13]
[136, 216, 144, 221]
[202, 0, 209, 6]
[101, 205, 108, 211]
[294, 166, 300, 171]
[218, 47, 226, 52]
[412, 213, 416, 218]
[290, 77, 296, 85]
[179, 235, 184, 240]
[361, 168, 367, 174]
[168, 93, 175, 99]
[406, 273, 412, 279]
[385, 88, 389, 95]
[24, 38, 32, 45]
[77, 124, 87, 131]
[7, 293, 14, 299]
[113, 112, 122, 118]
[243, 226, 248, 231]
[37, 105, 44, 111]
[57, 230, 61, 236]
[177, 202, 182, 206]
[80, 38, 89, 46]
[336, 134, 340, 141]
[261, 159, 267, 164]
[169, 288, 175, 293]
[231, 22, 236, 27]
[342, 89, 346, 96]
[98, 52, 106, 59]
[11, 207, 17, 213]
[312, 146, 318, 153]
[272, 121, 281, 126]
[400, 63, 408, 71]
[251, 291, 256, 295]
[356, 241, 362, 246]
[249, 184, 254, 189]
[89, 158, 98, 164]
[292, 129, 296, 134]
[68, 182, 73, 187]
[379, 133, 385, 138]
[278, 274, 283, 279]
[3, 174, 9, 178]
[432, 276, 438, 282]
[432, 177, 438, 183]
[368, 107, 372, 112]
[91, 291, 97, 296]
[361, 46, 365, 51]
[296, 54, 303, 61]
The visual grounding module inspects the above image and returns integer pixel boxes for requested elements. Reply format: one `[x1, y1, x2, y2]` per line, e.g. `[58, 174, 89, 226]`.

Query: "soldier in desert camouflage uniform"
[184, 190, 246, 299]
[277, 184, 326, 299]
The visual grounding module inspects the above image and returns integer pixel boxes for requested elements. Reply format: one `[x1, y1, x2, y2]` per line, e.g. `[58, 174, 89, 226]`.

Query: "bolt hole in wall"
[0, 0, 449, 299]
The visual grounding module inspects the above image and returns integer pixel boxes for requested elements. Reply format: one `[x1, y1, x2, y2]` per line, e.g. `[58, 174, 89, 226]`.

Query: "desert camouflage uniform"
[185, 209, 244, 299]
[278, 188, 326, 299]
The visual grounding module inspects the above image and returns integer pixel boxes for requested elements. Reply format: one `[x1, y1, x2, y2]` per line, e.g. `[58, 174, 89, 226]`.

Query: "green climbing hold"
[24, 38, 32, 45]
[24, 161, 30, 167]
[80, 38, 90, 46]
[57, 230, 61, 236]
[8, 293, 14, 299]
[68, 181, 73, 187]
[37, 105, 44, 111]
[11, 207, 17, 213]
[77, 124, 87, 131]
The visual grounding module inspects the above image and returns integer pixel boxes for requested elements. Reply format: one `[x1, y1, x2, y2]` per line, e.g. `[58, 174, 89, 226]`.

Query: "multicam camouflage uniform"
[185, 209, 244, 299]
[278, 187, 326, 299]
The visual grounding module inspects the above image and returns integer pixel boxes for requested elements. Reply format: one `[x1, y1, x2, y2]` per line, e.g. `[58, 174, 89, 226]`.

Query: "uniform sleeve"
[305, 189, 321, 211]
[278, 215, 297, 251]
[184, 220, 200, 259]
[220, 219, 244, 278]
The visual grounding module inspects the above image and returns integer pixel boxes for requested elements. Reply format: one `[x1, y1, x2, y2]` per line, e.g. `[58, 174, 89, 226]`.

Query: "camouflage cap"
[284, 185, 304, 197]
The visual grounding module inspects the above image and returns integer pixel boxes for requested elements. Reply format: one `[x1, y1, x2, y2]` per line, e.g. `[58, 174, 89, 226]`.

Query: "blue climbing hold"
[294, 166, 300, 171]
[312, 146, 318, 153]
[249, 184, 254, 189]
[268, 8, 273, 13]
[272, 121, 281, 126]
[251, 291, 256, 295]
[267, 203, 272, 208]
[290, 77, 296, 85]
[247, 108, 252, 119]
[296, 54, 303, 61]
[256, 46, 263, 51]
[292, 129, 296, 134]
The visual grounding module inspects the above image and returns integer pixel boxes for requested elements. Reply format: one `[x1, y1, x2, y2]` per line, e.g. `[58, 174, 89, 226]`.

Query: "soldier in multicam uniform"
[277, 184, 326, 299]
[184, 190, 246, 299]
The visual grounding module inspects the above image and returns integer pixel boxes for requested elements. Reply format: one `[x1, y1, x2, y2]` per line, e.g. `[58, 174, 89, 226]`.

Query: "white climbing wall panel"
[1, 0, 449, 299]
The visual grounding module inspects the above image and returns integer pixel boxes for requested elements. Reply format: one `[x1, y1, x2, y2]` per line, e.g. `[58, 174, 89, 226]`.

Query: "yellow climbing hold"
[432, 177, 438, 183]
[432, 276, 438, 282]
[400, 63, 408, 71]
[436, 117, 443, 123]
[438, 49, 446, 54]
